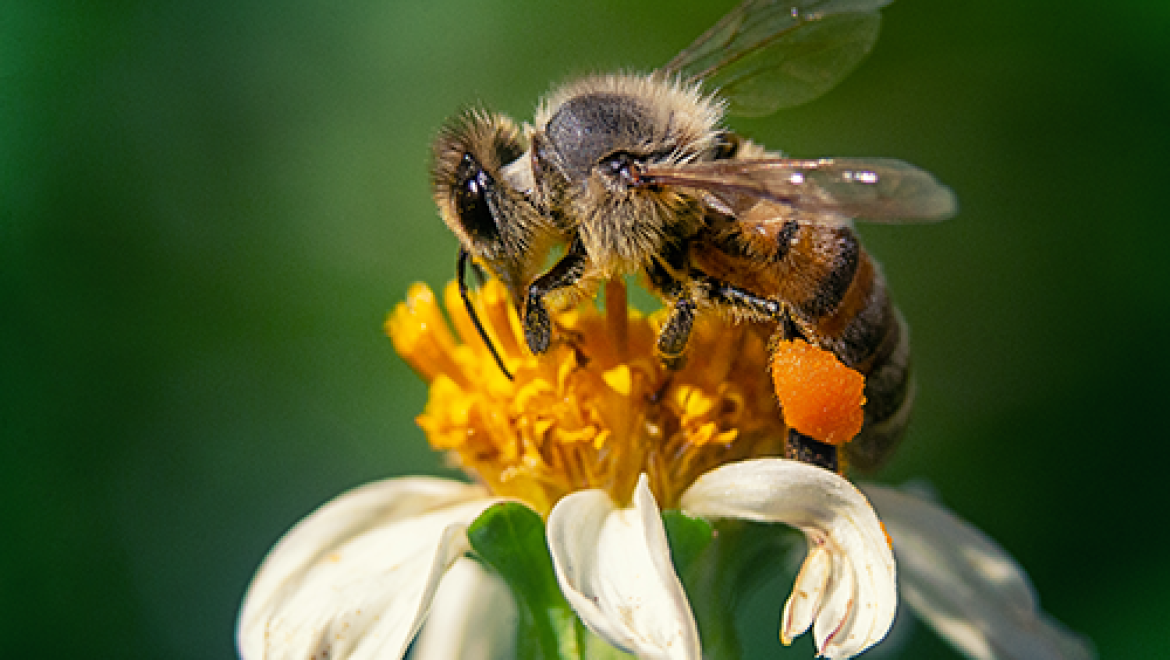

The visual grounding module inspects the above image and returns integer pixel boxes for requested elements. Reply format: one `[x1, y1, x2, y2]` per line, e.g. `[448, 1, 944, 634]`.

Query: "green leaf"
[468, 502, 584, 660]
[662, 510, 715, 574]
[665, 513, 800, 660]
[468, 503, 635, 660]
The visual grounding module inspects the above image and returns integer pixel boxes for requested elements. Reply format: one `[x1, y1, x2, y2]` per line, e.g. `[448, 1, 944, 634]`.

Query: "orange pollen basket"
[770, 339, 867, 446]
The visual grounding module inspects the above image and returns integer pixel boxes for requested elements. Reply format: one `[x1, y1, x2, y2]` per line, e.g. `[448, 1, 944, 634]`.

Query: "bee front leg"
[524, 237, 588, 354]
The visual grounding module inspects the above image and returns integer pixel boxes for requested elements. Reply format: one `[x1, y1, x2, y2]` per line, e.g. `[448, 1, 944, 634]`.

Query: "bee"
[429, 0, 957, 472]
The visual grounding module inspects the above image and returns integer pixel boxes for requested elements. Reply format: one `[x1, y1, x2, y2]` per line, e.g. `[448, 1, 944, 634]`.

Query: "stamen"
[388, 279, 790, 514]
[388, 284, 465, 386]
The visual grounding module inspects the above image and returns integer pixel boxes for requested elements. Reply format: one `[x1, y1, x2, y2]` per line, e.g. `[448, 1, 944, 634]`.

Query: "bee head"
[431, 110, 558, 303]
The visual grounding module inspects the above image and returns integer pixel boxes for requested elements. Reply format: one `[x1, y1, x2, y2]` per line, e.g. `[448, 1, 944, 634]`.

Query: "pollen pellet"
[770, 340, 866, 446]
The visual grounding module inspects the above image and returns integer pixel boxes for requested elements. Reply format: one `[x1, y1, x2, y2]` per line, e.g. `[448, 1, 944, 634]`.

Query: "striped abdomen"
[690, 212, 913, 470]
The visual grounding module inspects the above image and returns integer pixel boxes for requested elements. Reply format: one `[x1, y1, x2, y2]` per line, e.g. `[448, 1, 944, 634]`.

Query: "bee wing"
[640, 157, 957, 222]
[660, 0, 892, 117]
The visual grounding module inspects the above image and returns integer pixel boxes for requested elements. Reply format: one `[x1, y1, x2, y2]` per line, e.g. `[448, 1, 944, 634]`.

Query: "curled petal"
[680, 459, 896, 659]
[782, 542, 831, 642]
[410, 557, 518, 660]
[547, 474, 701, 660]
[863, 484, 1095, 660]
[238, 477, 497, 660]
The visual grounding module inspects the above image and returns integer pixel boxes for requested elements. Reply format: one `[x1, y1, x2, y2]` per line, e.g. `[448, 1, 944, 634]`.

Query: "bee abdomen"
[800, 245, 884, 369]
[801, 228, 860, 318]
[795, 236, 913, 470]
[846, 308, 913, 470]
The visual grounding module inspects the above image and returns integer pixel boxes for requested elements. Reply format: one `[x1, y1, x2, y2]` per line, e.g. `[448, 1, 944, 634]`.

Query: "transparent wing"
[639, 158, 957, 222]
[660, 0, 894, 116]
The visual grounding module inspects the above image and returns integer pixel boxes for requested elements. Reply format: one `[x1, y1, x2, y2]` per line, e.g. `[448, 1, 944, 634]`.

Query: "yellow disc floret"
[388, 279, 787, 515]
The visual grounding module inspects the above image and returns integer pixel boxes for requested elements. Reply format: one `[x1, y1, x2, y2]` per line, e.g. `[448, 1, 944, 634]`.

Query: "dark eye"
[454, 153, 500, 242]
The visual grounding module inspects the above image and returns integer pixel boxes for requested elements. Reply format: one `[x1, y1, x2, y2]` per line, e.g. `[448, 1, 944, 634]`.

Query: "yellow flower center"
[387, 279, 787, 515]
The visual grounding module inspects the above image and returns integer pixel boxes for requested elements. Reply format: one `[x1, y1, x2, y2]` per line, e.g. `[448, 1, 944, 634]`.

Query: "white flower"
[679, 460, 896, 658]
[238, 464, 1094, 660]
[238, 459, 895, 660]
[237, 477, 504, 660]
[239, 280, 1091, 659]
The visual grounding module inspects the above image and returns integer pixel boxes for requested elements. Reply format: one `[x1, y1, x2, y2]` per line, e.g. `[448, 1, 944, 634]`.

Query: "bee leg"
[785, 430, 839, 472]
[645, 255, 695, 369]
[657, 298, 695, 370]
[695, 272, 783, 320]
[691, 275, 842, 471]
[523, 237, 588, 354]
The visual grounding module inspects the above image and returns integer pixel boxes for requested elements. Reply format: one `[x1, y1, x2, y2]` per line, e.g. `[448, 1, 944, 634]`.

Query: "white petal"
[238, 477, 497, 660]
[863, 484, 1095, 660]
[812, 542, 859, 654]
[410, 557, 517, 660]
[680, 459, 896, 659]
[547, 474, 701, 660]
[781, 542, 831, 643]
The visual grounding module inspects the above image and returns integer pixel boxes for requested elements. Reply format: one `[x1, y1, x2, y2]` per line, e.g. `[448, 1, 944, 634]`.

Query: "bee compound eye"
[453, 154, 500, 243]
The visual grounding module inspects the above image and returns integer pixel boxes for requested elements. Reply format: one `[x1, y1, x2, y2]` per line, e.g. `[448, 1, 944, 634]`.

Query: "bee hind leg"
[785, 430, 839, 472]
[690, 275, 842, 471]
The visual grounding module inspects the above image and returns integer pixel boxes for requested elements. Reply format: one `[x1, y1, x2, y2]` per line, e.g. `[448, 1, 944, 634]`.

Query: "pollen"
[770, 339, 866, 446]
[387, 279, 788, 514]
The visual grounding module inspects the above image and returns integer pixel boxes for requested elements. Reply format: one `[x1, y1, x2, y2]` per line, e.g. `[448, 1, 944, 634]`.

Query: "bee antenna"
[456, 248, 514, 381]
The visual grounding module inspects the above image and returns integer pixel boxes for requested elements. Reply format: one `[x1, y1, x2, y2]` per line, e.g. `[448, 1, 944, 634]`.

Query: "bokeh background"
[5, 0, 1167, 657]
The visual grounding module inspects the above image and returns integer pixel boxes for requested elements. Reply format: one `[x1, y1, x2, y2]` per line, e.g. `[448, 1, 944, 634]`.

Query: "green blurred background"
[4, 0, 1167, 657]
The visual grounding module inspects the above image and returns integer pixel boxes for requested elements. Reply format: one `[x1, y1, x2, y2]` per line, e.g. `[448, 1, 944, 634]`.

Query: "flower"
[237, 280, 1093, 660]
[389, 279, 789, 515]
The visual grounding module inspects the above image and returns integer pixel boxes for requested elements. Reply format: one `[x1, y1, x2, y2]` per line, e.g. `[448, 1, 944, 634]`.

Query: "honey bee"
[430, 0, 956, 471]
